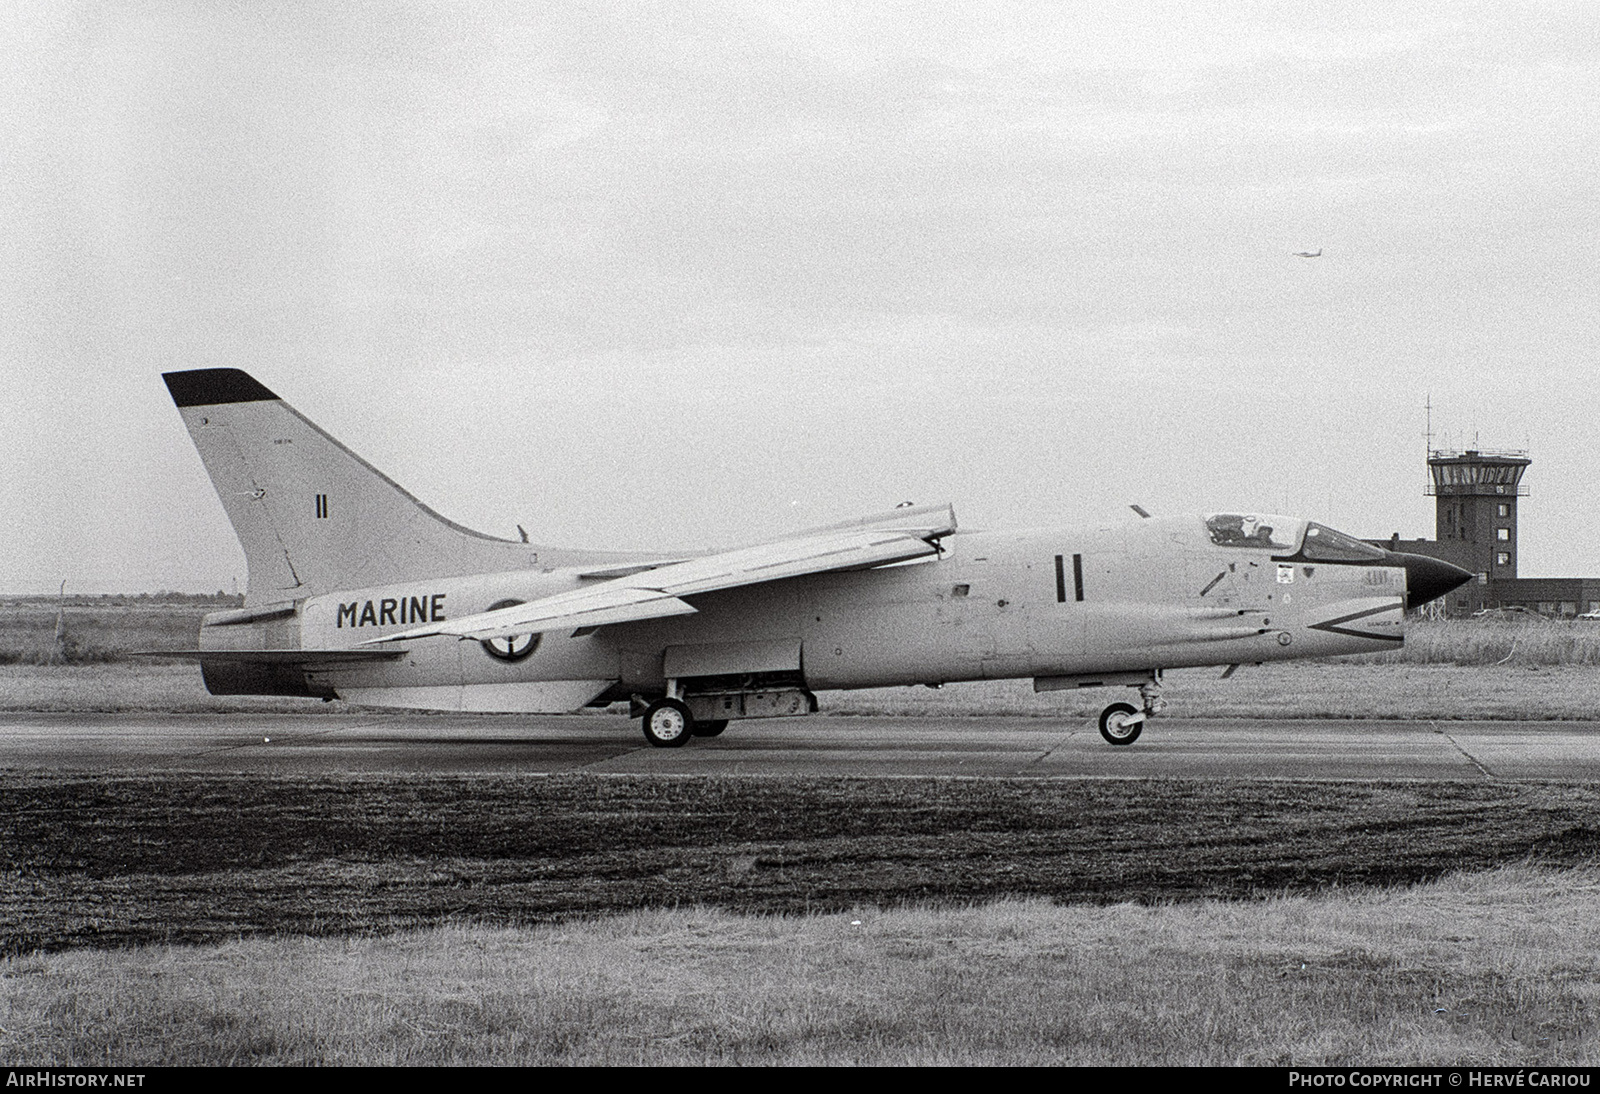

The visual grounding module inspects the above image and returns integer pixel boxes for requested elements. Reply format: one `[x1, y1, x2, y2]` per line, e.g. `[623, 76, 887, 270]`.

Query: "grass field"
[0, 594, 238, 666]
[4, 864, 1598, 1065]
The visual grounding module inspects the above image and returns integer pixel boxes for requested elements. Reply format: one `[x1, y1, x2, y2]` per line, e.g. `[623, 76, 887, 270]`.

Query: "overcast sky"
[3, 1, 1596, 594]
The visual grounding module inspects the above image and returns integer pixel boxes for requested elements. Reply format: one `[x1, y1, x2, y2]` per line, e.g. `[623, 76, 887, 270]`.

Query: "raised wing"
[371, 503, 957, 643]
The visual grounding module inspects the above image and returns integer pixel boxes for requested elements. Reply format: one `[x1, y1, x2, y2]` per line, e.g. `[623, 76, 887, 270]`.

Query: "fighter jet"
[1294, 249, 1323, 258]
[159, 369, 1471, 746]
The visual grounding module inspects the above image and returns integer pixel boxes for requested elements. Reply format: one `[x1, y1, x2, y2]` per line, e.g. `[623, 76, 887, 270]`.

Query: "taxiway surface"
[3, 711, 1599, 780]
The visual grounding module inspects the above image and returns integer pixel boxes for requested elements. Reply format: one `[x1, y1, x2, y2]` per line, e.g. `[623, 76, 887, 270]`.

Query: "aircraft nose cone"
[1388, 552, 1474, 609]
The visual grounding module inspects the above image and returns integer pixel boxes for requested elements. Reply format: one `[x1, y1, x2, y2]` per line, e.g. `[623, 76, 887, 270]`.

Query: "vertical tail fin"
[163, 369, 539, 602]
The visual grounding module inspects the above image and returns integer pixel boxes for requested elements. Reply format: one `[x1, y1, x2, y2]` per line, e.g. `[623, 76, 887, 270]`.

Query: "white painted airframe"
[161, 369, 1470, 746]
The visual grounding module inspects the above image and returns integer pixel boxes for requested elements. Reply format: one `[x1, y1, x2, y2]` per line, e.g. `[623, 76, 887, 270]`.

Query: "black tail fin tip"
[162, 369, 280, 408]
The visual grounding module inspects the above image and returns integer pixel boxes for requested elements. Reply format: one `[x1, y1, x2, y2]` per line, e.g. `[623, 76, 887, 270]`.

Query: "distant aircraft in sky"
[1294, 249, 1323, 258]
[158, 369, 1470, 747]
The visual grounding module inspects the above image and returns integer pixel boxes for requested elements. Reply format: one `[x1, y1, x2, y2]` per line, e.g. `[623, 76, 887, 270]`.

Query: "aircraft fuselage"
[200, 515, 1407, 712]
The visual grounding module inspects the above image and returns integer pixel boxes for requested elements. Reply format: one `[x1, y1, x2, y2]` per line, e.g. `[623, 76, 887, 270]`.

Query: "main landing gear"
[1097, 674, 1165, 746]
[637, 691, 729, 748]
[641, 698, 695, 747]
[635, 677, 815, 747]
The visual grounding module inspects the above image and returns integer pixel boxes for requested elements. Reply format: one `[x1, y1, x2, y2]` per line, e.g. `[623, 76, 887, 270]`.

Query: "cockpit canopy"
[1204, 514, 1389, 562]
[1204, 513, 1302, 551]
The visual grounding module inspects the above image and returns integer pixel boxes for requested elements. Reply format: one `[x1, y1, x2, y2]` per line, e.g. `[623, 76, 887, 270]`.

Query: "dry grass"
[0, 664, 331, 714]
[1376, 618, 1600, 667]
[0, 595, 235, 666]
[4, 864, 1597, 1066]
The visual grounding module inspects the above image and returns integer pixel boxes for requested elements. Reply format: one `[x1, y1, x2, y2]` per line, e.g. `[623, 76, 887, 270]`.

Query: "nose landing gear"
[1097, 672, 1165, 746]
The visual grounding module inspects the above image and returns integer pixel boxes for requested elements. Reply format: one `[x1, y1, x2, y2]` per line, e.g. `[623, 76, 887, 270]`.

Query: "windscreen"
[1297, 522, 1389, 562]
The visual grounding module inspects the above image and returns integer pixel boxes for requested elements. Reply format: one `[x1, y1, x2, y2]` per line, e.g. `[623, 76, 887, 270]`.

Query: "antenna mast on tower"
[1425, 394, 1434, 490]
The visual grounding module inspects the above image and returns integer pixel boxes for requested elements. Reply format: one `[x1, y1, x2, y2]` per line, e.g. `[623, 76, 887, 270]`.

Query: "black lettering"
[409, 596, 427, 625]
[359, 601, 377, 627]
[1073, 554, 1084, 602]
[431, 593, 446, 621]
[380, 599, 397, 625]
[1054, 554, 1066, 603]
[337, 603, 356, 628]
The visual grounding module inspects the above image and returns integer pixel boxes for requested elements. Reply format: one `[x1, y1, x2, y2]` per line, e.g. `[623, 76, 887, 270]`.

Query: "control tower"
[1425, 448, 1530, 582]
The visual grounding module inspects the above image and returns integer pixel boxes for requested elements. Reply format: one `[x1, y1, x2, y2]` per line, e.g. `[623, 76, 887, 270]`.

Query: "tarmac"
[4, 710, 1600, 780]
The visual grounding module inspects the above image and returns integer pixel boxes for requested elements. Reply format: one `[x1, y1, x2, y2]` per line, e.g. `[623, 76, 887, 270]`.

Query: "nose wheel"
[1097, 673, 1165, 746]
[1098, 703, 1143, 745]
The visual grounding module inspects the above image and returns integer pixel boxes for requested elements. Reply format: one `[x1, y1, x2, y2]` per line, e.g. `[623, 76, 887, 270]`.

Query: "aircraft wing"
[372, 503, 957, 644]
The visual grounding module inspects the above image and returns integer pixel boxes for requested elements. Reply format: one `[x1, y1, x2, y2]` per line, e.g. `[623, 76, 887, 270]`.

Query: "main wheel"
[1098, 702, 1143, 746]
[642, 698, 693, 748]
[691, 719, 729, 738]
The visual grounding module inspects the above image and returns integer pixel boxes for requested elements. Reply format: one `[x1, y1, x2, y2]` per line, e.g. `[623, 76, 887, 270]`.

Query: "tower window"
[1496, 552, 1511, 566]
[1497, 528, 1510, 541]
[1497, 504, 1510, 518]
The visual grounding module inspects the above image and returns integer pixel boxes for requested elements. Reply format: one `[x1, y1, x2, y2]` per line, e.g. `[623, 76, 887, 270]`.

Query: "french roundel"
[479, 599, 540, 662]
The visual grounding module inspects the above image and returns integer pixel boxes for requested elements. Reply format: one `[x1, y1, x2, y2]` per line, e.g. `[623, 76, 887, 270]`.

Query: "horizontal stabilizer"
[201, 603, 299, 627]
[132, 649, 408, 665]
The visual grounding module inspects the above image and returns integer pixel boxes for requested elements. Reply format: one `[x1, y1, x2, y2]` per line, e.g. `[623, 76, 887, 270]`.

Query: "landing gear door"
[662, 639, 802, 680]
